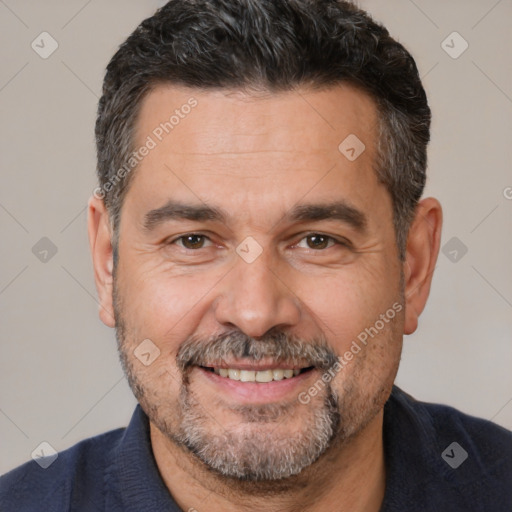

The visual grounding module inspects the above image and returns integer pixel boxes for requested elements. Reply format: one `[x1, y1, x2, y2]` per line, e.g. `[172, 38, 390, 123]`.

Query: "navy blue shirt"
[1, 386, 511, 511]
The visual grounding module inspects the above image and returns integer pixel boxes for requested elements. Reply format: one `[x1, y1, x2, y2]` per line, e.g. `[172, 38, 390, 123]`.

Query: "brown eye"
[176, 234, 209, 249]
[295, 234, 339, 250]
[305, 234, 331, 250]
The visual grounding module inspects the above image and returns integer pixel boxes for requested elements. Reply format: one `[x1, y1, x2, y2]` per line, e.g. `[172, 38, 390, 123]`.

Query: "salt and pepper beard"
[113, 278, 402, 484]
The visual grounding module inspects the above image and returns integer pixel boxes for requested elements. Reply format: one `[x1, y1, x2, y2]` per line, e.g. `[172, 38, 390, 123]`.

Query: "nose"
[213, 250, 302, 338]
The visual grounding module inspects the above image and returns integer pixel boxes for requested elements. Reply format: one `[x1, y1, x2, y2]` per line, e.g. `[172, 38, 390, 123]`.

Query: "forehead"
[135, 83, 379, 158]
[126, 83, 387, 229]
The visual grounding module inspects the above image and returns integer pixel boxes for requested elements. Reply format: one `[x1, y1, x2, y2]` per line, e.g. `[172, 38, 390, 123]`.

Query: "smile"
[200, 366, 314, 382]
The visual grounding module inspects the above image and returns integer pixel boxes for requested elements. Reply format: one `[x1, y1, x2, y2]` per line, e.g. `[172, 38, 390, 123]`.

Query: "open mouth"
[200, 366, 315, 383]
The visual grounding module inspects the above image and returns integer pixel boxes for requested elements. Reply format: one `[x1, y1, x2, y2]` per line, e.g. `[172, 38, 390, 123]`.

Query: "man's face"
[112, 84, 404, 481]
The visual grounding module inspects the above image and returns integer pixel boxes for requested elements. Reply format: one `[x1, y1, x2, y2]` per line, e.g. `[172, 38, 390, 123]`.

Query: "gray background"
[1, 0, 511, 474]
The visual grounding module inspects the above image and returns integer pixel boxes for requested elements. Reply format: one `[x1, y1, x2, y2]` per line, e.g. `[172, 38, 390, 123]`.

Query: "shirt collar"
[105, 404, 181, 511]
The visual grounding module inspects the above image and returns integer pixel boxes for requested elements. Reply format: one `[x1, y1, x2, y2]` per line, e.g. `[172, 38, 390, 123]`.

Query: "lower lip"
[196, 366, 317, 403]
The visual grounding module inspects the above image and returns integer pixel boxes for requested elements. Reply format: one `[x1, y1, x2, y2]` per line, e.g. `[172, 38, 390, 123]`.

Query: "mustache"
[176, 330, 339, 372]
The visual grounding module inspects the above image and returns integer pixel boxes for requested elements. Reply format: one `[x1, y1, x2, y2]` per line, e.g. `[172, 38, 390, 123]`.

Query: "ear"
[87, 195, 116, 328]
[403, 197, 443, 335]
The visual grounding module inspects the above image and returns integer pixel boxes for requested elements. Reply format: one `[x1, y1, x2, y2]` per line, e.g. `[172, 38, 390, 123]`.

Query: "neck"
[150, 411, 386, 512]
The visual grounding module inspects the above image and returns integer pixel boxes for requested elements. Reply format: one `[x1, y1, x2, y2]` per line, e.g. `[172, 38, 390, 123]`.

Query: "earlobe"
[87, 195, 116, 328]
[403, 197, 443, 335]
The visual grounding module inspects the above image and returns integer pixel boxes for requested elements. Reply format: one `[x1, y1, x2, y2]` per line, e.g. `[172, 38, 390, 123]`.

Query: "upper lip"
[199, 360, 313, 371]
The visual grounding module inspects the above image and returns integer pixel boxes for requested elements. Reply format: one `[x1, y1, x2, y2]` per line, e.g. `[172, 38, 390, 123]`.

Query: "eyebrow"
[142, 199, 367, 233]
[143, 201, 227, 231]
[286, 201, 367, 233]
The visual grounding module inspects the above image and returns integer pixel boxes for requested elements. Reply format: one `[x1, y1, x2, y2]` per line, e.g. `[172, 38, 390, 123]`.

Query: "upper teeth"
[214, 368, 300, 382]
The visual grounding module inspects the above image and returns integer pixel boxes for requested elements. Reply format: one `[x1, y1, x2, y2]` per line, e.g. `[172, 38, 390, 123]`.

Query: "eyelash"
[170, 233, 350, 251]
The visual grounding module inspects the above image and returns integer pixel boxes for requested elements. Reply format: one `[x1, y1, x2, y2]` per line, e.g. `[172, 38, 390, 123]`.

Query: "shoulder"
[384, 387, 512, 511]
[391, 386, 512, 464]
[0, 427, 125, 511]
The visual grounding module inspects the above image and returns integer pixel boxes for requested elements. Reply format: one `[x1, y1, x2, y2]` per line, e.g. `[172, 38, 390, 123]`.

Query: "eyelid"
[170, 233, 214, 249]
[293, 232, 351, 249]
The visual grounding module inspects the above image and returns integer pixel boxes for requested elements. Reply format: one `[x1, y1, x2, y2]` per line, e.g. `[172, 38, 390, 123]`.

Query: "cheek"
[117, 262, 223, 347]
[294, 263, 401, 351]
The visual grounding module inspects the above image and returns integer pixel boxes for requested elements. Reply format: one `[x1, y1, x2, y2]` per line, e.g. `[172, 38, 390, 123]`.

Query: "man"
[1, 0, 511, 510]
